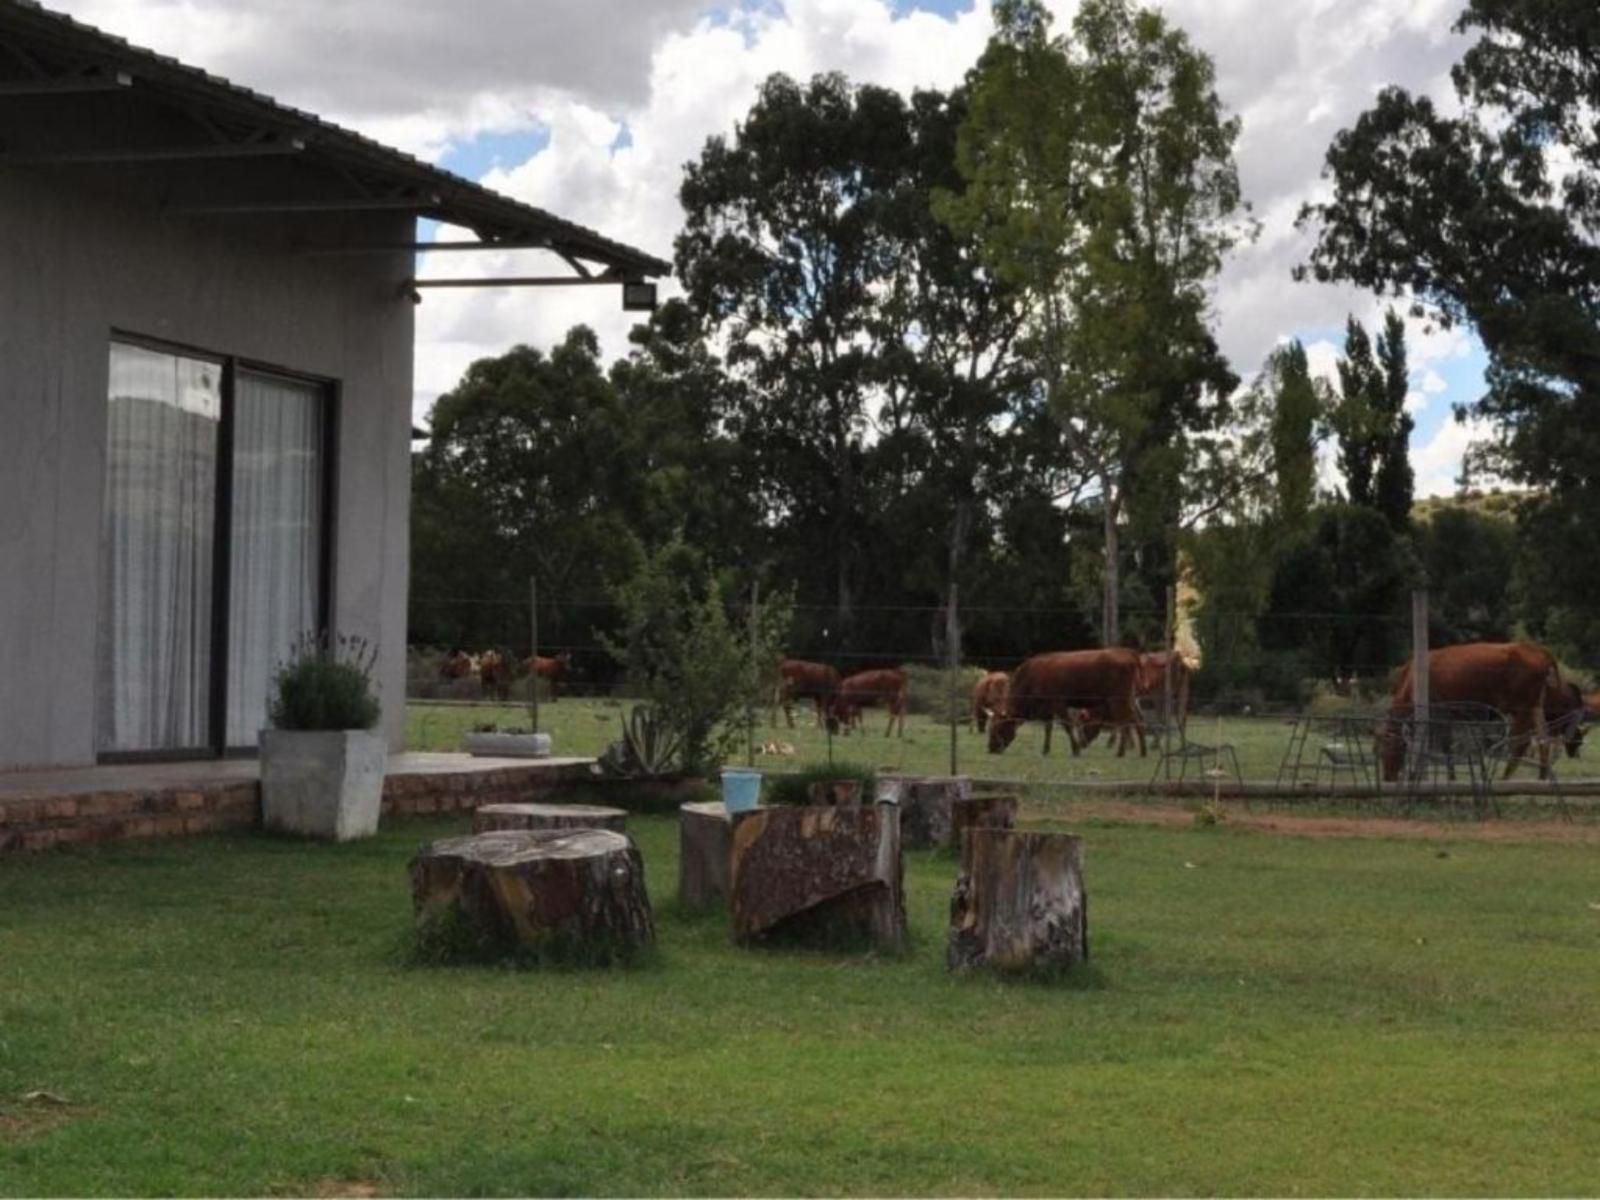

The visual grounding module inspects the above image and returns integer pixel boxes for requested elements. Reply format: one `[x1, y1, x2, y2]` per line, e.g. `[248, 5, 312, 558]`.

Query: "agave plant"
[597, 704, 682, 778]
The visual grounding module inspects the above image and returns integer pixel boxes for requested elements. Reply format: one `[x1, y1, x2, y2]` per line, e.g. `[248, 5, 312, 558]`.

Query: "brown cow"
[988, 649, 1145, 757]
[440, 649, 475, 681]
[774, 659, 841, 729]
[1076, 650, 1192, 755]
[971, 671, 1011, 734]
[1378, 641, 1581, 781]
[523, 651, 572, 701]
[477, 649, 516, 702]
[828, 668, 908, 738]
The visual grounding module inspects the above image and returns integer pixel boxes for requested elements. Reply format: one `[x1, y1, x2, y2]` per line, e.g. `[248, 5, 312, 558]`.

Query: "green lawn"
[406, 698, 1303, 785]
[4, 809, 1600, 1195]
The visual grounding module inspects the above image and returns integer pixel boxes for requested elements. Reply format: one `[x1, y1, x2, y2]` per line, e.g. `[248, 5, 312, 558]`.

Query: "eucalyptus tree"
[942, 0, 1250, 646]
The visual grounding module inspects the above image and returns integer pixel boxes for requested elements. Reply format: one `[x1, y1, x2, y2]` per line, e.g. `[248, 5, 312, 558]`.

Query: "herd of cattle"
[780, 640, 1599, 780]
[439, 649, 572, 701]
[438, 638, 1597, 781]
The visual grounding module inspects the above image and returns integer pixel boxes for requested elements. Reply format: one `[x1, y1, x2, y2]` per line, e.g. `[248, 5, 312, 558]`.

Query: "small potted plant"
[259, 632, 385, 841]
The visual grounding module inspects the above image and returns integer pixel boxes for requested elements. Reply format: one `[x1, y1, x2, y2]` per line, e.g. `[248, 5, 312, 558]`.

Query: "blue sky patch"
[440, 127, 551, 180]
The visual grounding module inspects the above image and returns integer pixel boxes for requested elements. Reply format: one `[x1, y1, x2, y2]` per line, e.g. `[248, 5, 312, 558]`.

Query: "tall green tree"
[1300, 0, 1600, 656]
[941, 0, 1249, 646]
[1263, 340, 1322, 529]
[675, 73, 911, 649]
[1372, 309, 1415, 531]
[1331, 317, 1380, 509]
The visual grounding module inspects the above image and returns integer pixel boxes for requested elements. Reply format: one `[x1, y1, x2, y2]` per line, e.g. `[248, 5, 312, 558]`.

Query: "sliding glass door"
[226, 371, 325, 746]
[96, 341, 329, 758]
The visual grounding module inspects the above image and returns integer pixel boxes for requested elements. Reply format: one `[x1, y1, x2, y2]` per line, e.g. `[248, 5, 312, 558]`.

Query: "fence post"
[1410, 587, 1430, 779]
[746, 582, 758, 769]
[947, 580, 960, 777]
[528, 576, 539, 735]
[1163, 584, 1176, 745]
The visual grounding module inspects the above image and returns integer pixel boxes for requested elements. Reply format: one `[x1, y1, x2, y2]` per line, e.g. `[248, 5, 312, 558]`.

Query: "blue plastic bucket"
[720, 768, 763, 814]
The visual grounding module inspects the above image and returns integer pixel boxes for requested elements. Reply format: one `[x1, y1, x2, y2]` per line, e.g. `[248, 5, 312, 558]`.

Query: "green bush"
[269, 633, 382, 731]
[764, 761, 877, 806]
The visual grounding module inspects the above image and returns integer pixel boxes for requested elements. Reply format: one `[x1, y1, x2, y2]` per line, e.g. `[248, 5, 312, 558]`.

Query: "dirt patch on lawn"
[1038, 799, 1600, 845]
[0, 1099, 92, 1141]
[311, 1179, 386, 1199]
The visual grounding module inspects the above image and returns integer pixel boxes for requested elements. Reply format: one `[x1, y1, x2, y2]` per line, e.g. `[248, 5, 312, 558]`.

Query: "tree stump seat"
[876, 775, 983, 850]
[678, 800, 735, 912]
[410, 828, 653, 964]
[949, 792, 1018, 849]
[472, 802, 628, 834]
[948, 828, 1086, 974]
[729, 802, 905, 952]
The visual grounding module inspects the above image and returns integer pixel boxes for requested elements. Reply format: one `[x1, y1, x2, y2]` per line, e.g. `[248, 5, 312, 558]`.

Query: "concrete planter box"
[260, 729, 386, 841]
[462, 731, 552, 758]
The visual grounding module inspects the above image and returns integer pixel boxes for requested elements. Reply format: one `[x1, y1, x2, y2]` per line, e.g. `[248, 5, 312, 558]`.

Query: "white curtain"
[226, 370, 323, 746]
[97, 344, 220, 753]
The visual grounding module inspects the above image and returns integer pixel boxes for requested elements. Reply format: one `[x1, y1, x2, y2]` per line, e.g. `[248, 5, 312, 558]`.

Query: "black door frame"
[99, 332, 338, 763]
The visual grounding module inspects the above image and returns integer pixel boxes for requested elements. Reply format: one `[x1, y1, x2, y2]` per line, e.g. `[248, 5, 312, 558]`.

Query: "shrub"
[269, 633, 382, 731]
[600, 539, 793, 778]
[764, 762, 877, 807]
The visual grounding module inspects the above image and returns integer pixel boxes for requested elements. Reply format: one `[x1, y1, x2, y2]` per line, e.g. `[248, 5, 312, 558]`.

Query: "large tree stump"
[410, 829, 653, 964]
[897, 776, 973, 850]
[949, 793, 1018, 850]
[948, 829, 1086, 974]
[678, 800, 734, 912]
[472, 802, 628, 834]
[806, 778, 863, 806]
[729, 802, 905, 952]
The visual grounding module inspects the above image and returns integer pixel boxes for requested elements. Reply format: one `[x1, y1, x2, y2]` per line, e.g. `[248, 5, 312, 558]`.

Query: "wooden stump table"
[410, 828, 653, 964]
[949, 793, 1018, 850]
[947, 828, 1086, 974]
[729, 801, 905, 952]
[472, 802, 628, 834]
[678, 800, 734, 912]
[876, 775, 973, 850]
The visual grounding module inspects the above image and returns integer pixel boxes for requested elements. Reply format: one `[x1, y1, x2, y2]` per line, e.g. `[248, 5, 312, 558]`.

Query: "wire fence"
[402, 592, 1600, 822]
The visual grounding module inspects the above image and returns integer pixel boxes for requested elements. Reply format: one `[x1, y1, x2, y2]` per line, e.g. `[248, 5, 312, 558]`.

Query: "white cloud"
[48, 0, 1493, 488]
[1412, 413, 1493, 498]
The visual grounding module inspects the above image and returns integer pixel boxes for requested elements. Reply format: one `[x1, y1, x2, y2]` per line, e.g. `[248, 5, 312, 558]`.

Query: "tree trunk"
[948, 828, 1086, 974]
[896, 775, 973, 851]
[410, 829, 654, 964]
[472, 803, 628, 834]
[1103, 475, 1120, 648]
[949, 793, 1018, 851]
[729, 802, 905, 952]
[677, 800, 734, 912]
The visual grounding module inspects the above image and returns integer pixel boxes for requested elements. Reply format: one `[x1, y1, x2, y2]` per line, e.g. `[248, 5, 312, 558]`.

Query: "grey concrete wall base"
[462, 731, 552, 758]
[260, 729, 386, 841]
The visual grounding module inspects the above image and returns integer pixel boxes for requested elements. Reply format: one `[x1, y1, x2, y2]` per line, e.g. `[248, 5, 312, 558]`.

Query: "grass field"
[4, 809, 1600, 1195]
[406, 697, 1303, 785]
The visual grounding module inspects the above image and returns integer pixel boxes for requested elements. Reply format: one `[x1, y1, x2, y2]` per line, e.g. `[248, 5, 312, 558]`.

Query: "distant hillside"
[1411, 488, 1525, 525]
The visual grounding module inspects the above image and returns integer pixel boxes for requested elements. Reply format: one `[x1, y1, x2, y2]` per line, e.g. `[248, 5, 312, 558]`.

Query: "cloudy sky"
[63, 0, 1489, 495]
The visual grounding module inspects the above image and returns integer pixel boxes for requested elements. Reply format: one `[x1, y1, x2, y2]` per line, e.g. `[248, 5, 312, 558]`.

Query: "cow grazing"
[971, 671, 1011, 734]
[477, 649, 517, 702]
[828, 668, 908, 738]
[524, 651, 572, 701]
[988, 649, 1145, 757]
[774, 659, 841, 729]
[1377, 641, 1581, 781]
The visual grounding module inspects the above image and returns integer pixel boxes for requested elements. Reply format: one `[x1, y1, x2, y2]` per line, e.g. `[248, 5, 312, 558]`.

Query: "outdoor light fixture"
[622, 279, 658, 311]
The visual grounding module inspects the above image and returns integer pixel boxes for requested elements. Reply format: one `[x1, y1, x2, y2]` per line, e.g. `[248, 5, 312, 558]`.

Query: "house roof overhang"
[0, 0, 672, 281]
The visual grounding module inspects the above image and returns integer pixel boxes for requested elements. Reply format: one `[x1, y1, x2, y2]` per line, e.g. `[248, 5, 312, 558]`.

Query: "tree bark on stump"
[729, 802, 905, 952]
[472, 803, 628, 834]
[898, 776, 972, 850]
[410, 829, 653, 964]
[678, 800, 734, 912]
[949, 793, 1018, 850]
[948, 829, 1086, 974]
